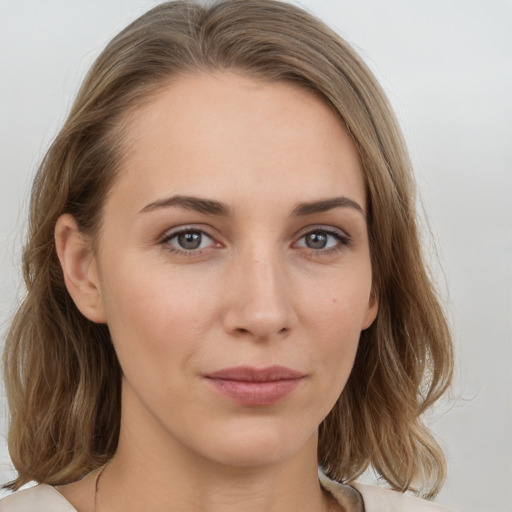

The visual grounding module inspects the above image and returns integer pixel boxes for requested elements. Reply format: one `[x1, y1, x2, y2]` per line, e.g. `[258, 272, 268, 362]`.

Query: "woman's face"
[86, 72, 377, 468]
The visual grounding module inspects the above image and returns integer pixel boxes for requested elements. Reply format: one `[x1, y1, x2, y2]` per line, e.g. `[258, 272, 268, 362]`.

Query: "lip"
[204, 365, 305, 406]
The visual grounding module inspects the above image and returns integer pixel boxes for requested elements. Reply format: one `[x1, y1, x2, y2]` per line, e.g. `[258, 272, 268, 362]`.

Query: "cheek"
[300, 269, 371, 381]
[103, 266, 210, 363]
[99, 261, 210, 365]
[302, 266, 373, 332]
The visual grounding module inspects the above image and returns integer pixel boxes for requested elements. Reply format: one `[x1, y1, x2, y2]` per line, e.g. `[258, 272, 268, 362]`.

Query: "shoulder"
[351, 482, 455, 512]
[0, 485, 77, 512]
[319, 473, 455, 512]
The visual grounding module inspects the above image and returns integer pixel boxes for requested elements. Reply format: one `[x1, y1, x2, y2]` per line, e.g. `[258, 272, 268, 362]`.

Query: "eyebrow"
[139, 194, 364, 217]
[291, 197, 365, 217]
[139, 195, 231, 216]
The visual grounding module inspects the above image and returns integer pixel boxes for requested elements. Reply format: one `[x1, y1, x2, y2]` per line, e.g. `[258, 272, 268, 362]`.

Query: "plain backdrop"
[0, 1, 511, 511]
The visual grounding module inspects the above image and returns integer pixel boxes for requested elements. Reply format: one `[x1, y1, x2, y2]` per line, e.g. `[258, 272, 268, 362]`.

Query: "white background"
[0, 1, 511, 511]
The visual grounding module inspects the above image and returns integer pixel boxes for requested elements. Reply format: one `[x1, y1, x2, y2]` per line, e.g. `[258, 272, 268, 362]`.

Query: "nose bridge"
[223, 239, 295, 339]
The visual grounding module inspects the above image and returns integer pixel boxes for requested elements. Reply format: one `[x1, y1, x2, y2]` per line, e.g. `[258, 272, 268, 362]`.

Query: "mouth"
[203, 365, 305, 406]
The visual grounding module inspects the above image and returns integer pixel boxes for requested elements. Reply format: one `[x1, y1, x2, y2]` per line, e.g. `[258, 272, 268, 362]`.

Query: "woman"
[1, 1, 454, 511]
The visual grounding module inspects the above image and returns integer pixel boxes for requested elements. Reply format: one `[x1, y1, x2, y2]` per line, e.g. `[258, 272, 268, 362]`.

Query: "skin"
[55, 72, 378, 512]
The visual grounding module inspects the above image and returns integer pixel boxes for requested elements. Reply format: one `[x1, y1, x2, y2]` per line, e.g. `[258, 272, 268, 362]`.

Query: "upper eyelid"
[294, 224, 350, 239]
[159, 224, 217, 241]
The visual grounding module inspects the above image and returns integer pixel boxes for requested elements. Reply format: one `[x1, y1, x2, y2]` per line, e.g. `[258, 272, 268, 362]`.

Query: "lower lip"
[205, 378, 302, 406]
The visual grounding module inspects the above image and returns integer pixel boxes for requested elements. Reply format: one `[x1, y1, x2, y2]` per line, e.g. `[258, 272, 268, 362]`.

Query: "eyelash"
[160, 227, 220, 257]
[159, 226, 351, 257]
[294, 228, 351, 256]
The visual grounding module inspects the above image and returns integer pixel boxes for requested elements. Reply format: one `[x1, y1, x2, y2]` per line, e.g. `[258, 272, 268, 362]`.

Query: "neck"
[102, 433, 328, 512]
[96, 387, 330, 512]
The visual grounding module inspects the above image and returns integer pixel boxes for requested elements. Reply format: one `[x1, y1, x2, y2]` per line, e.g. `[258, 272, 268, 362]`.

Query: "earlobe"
[55, 214, 106, 323]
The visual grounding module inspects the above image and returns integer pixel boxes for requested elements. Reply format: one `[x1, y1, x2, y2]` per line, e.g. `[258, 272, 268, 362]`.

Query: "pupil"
[306, 232, 327, 249]
[178, 232, 201, 250]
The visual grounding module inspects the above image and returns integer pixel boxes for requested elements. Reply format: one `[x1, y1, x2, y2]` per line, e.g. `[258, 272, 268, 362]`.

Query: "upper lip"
[204, 365, 305, 382]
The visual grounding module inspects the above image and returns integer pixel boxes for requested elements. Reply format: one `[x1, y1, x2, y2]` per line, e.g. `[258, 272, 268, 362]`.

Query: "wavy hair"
[3, 0, 453, 497]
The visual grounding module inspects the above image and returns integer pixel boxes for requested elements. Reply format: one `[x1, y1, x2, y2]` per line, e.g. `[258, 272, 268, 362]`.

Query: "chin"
[188, 418, 318, 469]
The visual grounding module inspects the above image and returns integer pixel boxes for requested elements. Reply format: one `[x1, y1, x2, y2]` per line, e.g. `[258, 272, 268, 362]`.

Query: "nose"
[221, 248, 297, 341]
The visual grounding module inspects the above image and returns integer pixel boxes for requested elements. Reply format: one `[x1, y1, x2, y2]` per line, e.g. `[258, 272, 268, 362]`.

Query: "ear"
[55, 214, 106, 323]
[361, 287, 379, 330]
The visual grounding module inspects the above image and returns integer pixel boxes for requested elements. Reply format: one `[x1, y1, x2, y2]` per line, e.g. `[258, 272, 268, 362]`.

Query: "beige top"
[0, 478, 454, 511]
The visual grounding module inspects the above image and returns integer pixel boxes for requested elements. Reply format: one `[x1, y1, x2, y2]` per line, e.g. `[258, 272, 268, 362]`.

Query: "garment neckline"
[37, 476, 364, 512]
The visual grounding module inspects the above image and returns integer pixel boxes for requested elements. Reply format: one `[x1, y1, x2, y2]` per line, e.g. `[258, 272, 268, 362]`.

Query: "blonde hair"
[3, 0, 453, 497]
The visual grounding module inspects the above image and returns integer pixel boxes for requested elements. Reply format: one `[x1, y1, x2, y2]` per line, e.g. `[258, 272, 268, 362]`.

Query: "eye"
[294, 228, 349, 252]
[162, 228, 216, 253]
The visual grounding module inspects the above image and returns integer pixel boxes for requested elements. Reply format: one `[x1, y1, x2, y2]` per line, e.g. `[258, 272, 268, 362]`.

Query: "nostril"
[233, 326, 289, 337]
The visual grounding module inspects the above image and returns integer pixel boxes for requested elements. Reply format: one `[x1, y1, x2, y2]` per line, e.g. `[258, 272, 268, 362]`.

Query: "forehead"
[110, 72, 365, 213]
